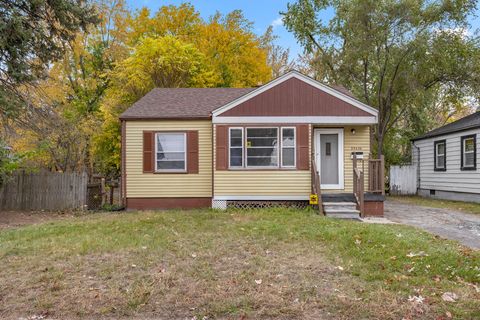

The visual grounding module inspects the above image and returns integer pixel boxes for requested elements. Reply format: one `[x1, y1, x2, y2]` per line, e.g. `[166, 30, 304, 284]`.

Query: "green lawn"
[0, 208, 478, 319]
[389, 195, 480, 215]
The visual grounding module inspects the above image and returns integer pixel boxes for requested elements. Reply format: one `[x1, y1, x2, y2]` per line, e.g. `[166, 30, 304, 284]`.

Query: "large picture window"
[461, 135, 476, 170]
[434, 140, 446, 171]
[228, 127, 295, 169]
[155, 133, 186, 172]
[246, 128, 279, 167]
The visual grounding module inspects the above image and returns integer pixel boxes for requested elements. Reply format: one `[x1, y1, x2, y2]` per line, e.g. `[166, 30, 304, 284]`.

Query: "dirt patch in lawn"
[0, 210, 75, 229]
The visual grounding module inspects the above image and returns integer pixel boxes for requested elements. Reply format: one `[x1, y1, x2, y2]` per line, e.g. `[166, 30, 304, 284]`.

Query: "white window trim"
[281, 127, 296, 168]
[314, 128, 344, 190]
[436, 142, 446, 169]
[245, 127, 279, 169]
[228, 127, 244, 168]
[462, 137, 475, 168]
[155, 132, 187, 173]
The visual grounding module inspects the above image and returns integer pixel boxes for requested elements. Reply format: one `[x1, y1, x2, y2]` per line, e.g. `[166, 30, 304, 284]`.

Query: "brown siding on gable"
[187, 131, 199, 173]
[216, 125, 228, 170]
[143, 131, 154, 173]
[296, 124, 310, 170]
[219, 78, 371, 117]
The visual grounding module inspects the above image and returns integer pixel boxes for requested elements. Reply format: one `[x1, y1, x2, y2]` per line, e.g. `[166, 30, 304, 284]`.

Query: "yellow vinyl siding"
[342, 125, 370, 193]
[213, 124, 312, 196]
[125, 120, 212, 198]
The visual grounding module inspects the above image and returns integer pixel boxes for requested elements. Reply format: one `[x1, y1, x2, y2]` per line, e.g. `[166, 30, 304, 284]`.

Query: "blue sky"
[127, 0, 479, 59]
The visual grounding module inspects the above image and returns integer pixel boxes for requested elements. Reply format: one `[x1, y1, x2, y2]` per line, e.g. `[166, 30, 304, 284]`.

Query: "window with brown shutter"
[143, 131, 199, 174]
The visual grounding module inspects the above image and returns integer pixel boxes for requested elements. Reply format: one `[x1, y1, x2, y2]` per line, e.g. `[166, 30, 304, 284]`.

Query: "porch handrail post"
[380, 155, 385, 195]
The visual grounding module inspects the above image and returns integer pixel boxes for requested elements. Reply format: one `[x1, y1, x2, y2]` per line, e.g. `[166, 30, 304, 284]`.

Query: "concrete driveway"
[385, 200, 480, 249]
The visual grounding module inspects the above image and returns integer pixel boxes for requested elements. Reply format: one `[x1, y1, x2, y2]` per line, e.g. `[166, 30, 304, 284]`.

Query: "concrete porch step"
[322, 202, 360, 219]
[323, 202, 357, 211]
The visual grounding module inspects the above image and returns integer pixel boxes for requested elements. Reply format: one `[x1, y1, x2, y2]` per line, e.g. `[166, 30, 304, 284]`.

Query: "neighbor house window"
[229, 128, 243, 168]
[155, 132, 186, 172]
[281, 127, 296, 167]
[434, 140, 446, 171]
[461, 135, 476, 170]
[228, 127, 296, 169]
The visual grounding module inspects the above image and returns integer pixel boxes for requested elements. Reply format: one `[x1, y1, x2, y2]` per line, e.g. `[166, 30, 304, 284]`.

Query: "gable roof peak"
[211, 70, 378, 118]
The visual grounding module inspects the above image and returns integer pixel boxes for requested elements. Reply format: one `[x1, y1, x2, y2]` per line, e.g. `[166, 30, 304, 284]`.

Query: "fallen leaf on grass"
[408, 295, 425, 304]
[407, 251, 428, 258]
[441, 292, 458, 302]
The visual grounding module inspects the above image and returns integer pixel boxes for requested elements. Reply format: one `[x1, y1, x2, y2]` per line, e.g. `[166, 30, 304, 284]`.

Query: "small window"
[325, 142, 331, 156]
[461, 135, 477, 170]
[155, 133, 186, 172]
[246, 128, 278, 167]
[229, 128, 243, 168]
[281, 127, 296, 167]
[434, 140, 446, 171]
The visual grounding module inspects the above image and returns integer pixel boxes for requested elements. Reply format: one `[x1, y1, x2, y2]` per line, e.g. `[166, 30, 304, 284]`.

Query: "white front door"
[314, 129, 344, 189]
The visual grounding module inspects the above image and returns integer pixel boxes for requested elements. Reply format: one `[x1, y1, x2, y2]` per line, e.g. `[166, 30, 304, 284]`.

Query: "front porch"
[311, 151, 385, 218]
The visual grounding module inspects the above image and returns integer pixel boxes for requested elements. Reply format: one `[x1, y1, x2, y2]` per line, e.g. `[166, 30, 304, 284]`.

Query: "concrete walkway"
[385, 200, 480, 249]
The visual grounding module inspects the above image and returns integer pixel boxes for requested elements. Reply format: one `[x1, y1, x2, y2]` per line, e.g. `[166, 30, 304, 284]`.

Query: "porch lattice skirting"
[227, 200, 309, 210]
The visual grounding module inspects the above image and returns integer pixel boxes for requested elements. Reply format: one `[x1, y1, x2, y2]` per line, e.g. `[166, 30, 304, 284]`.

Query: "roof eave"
[119, 116, 212, 121]
[411, 124, 480, 142]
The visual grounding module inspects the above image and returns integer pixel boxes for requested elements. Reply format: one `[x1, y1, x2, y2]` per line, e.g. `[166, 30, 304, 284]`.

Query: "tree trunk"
[376, 128, 384, 158]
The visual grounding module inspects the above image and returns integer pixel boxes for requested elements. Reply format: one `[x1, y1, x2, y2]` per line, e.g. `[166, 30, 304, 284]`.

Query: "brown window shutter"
[187, 131, 199, 173]
[216, 125, 228, 170]
[296, 124, 310, 170]
[143, 131, 154, 173]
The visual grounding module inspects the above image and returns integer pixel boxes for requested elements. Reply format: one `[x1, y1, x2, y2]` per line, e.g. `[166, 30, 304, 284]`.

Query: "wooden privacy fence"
[390, 165, 417, 195]
[0, 171, 88, 211]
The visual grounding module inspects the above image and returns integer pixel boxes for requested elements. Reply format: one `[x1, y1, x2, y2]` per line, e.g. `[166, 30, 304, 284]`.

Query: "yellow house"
[120, 71, 385, 217]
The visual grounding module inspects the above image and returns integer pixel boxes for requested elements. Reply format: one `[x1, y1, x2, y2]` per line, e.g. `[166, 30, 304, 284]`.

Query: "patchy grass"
[389, 195, 480, 215]
[0, 208, 478, 319]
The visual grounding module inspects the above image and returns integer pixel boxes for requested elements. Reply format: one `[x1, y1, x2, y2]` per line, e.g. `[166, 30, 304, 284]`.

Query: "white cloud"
[271, 17, 283, 28]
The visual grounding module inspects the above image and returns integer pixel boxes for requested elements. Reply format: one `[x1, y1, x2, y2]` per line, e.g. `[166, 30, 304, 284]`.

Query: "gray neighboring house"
[411, 110, 480, 203]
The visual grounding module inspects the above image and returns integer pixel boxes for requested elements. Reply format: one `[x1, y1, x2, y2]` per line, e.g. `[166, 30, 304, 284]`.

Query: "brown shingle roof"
[119, 88, 255, 120]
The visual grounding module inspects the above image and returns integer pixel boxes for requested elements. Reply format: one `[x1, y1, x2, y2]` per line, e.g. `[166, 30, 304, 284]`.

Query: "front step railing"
[311, 158, 323, 215]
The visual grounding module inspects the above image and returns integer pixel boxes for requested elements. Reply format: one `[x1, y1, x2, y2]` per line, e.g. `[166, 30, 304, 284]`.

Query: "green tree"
[0, 0, 99, 116]
[283, 0, 480, 161]
[94, 36, 216, 175]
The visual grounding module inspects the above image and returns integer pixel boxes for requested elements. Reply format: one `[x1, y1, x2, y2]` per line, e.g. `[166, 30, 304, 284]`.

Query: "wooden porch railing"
[352, 155, 365, 217]
[353, 154, 385, 217]
[311, 158, 323, 215]
[368, 155, 385, 195]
